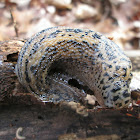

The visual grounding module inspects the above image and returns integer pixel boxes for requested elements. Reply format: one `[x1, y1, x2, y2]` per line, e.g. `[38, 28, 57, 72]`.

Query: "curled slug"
[15, 26, 132, 108]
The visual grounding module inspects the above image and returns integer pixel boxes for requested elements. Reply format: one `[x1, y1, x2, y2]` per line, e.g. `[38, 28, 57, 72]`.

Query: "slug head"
[102, 62, 133, 108]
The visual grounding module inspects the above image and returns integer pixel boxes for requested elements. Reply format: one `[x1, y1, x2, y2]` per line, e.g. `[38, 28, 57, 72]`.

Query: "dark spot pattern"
[100, 79, 104, 84]
[111, 82, 121, 92]
[108, 65, 112, 68]
[29, 85, 35, 93]
[125, 100, 129, 104]
[74, 29, 83, 33]
[108, 77, 113, 80]
[48, 30, 62, 38]
[113, 95, 119, 101]
[16, 27, 132, 108]
[113, 73, 120, 77]
[92, 33, 101, 39]
[61, 34, 65, 36]
[65, 29, 74, 32]
[104, 42, 117, 61]
[25, 59, 31, 83]
[29, 42, 39, 57]
[85, 32, 88, 35]
[102, 85, 110, 90]
[80, 35, 85, 38]
[122, 67, 127, 77]
[40, 35, 46, 42]
[98, 53, 105, 60]
[116, 65, 120, 71]
[103, 72, 109, 77]
[122, 90, 130, 98]
[30, 65, 37, 75]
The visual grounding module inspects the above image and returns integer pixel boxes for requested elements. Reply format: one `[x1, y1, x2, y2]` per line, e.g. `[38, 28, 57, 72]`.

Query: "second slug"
[15, 26, 132, 108]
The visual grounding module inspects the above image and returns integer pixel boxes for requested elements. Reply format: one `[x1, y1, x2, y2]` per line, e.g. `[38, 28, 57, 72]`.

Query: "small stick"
[16, 127, 26, 140]
[9, 8, 19, 37]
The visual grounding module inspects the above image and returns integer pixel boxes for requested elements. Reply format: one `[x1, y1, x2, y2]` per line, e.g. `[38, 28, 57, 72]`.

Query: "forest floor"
[0, 0, 140, 140]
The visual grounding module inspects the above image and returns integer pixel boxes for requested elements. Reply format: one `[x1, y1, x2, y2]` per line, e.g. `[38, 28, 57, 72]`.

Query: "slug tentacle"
[16, 26, 132, 108]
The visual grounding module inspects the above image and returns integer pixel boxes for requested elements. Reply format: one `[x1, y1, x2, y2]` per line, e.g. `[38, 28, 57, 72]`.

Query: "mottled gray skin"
[16, 26, 132, 108]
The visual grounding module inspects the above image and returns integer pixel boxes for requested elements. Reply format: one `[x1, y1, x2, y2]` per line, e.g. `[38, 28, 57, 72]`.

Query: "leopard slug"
[15, 26, 132, 108]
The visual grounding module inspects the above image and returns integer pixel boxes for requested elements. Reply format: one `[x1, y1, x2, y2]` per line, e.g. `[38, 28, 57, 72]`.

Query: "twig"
[9, 8, 19, 37]
[16, 127, 26, 140]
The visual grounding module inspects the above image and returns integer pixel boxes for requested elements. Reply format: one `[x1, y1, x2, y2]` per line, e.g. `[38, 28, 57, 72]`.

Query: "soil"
[0, 101, 139, 140]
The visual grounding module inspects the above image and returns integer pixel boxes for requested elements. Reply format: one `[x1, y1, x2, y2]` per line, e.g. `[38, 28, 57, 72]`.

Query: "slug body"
[16, 26, 132, 108]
